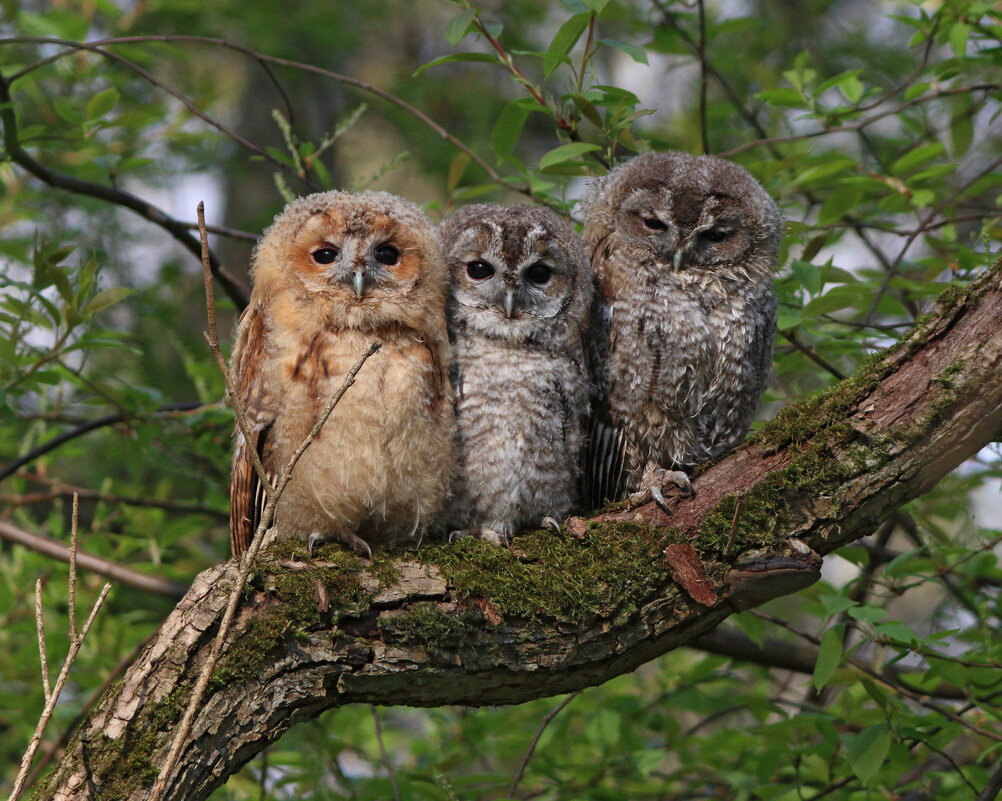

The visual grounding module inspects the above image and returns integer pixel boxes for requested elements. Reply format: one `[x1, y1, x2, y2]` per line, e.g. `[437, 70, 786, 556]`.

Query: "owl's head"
[582, 151, 782, 283]
[251, 190, 447, 332]
[438, 204, 592, 345]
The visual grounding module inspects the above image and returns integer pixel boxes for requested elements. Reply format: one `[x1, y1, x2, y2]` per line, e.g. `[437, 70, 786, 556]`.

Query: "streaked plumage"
[438, 203, 593, 544]
[582, 151, 782, 504]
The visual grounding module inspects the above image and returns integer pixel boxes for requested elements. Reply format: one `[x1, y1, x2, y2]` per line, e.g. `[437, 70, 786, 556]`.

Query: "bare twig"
[508, 691, 580, 798]
[0, 35, 533, 202]
[696, 0, 709, 155]
[0, 66, 248, 310]
[0, 402, 204, 484]
[33, 580, 51, 703]
[0, 487, 226, 520]
[9, 512, 112, 801]
[753, 611, 1002, 744]
[0, 519, 189, 599]
[146, 205, 381, 801]
[371, 707, 400, 801]
[977, 762, 1002, 801]
[779, 330, 847, 381]
[5, 36, 307, 185]
[23, 633, 155, 790]
[68, 494, 79, 642]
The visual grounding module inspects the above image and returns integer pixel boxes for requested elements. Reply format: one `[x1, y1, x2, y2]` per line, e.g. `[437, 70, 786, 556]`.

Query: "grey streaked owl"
[438, 203, 593, 545]
[229, 190, 455, 558]
[581, 150, 782, 507]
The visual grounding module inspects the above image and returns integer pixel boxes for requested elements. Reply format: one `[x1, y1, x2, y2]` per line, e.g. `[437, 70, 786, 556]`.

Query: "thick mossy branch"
[39, 263, 1002, 801]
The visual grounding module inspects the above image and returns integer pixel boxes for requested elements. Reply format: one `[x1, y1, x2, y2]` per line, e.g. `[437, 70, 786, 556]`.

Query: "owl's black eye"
[374, 244, 399, 265]
[312, 247, 340, 264]
[702, 228, 730, 243]
[524, 263, 552, 285]
[466, 260, 495, 280]
[643, 217, 668, 231]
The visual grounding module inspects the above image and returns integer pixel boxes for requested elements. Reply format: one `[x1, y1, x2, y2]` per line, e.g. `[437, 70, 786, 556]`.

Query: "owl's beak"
[673, 249, 684, 271]
[353, 270, 365, 298]
[503, 288, 517, 318]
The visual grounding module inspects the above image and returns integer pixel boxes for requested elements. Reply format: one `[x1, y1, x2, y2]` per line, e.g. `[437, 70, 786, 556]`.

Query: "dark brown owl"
[581, 151, 782, 509]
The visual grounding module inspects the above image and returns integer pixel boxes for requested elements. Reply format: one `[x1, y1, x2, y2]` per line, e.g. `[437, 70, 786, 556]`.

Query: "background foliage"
[1, 0, 1001, 798]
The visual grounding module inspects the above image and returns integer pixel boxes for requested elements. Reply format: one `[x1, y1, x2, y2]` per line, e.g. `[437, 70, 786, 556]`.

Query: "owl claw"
[541, 516, 561, 533]
[479, 528, 509, 547]
[308, 531, 372, 560]
[448, 528, 509, 547]
[633, 466, 694, 514]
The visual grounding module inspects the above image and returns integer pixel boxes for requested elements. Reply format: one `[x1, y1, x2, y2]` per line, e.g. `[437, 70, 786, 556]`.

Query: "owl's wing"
[229, 301, 276, 556]
[580, 262, 628, 509]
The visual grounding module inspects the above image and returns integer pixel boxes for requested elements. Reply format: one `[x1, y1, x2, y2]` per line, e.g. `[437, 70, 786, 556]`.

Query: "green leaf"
[81, 287, 134, 318]
[801, 284, 869, 317]
[581, 0, 609, 10]
[538, 142, 601, 169]
[813, 624, 844, 691]
[949, 21, 970, 58]
[873, 621, 919, 645]
[890, 142, 945, 175]
[570, 93, 604, 128]
[818, 183, 864, 224]
[491, 100, 532, 162]
[85, 88, 120, 121]
[412, 52, 496, 77]
[847, 723, 891, 784]
[50, 266, 75, 307]
[839, 74, 864, 104]
[951, 96, 974, 156]
[818, 594, 855, 618]
[597, 39, 648, 65]
[847, 605, 886, 624]
[755, 88, 807, 108]
[445, 8, 477, 47]
[545, 14, 590, 77]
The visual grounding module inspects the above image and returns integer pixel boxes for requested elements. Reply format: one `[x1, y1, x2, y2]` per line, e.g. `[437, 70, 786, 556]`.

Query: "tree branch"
[0, 68, 250, 310]
[36, 260, 1002, 800]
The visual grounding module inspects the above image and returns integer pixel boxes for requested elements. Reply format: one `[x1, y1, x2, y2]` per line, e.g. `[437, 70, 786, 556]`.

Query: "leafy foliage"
[1, 0, 1001, 799]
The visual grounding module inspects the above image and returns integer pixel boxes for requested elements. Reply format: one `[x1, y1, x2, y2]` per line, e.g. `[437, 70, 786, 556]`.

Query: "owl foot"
[541, 516, 561, 533]
[448, 528, 509, 548]
[308, 531, 373, 561]
[630, 467, 693, 514]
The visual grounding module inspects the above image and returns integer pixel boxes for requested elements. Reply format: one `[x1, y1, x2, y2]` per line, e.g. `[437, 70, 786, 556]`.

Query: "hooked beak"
[503, 288, 517, 318]
[353, 270, 365, 299]
[673, 249, 684, 271]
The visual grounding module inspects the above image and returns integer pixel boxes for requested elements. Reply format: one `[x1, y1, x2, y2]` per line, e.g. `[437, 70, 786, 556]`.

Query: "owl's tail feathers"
[581, 418, 628, 512]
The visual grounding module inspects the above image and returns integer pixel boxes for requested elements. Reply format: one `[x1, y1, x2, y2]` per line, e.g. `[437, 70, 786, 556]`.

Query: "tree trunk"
[41, 262, 1002, 801]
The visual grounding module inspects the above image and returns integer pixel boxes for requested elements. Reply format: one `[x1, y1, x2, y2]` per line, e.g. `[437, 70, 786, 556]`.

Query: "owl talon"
[307, 532, 322, 559]
[479, 528, 509, 548]
[541, 516, 561, 533]
[309, 531, 372, 560]
[650, 483, 671, 515]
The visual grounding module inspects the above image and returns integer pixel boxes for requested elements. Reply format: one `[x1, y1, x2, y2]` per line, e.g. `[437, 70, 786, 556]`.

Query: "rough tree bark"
[40, 262, 1002, 801]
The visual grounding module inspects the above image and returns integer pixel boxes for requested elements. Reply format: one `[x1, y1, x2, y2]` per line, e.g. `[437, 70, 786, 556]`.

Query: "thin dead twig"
[9, 497, 112, 801]
[508, 691, 580, 798]
[147, 205, 381, 801]
[0, 519, 189, 599]
[371, 707, 401, 801]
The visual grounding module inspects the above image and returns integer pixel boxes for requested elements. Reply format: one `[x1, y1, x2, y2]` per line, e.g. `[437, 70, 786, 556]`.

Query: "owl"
[437, 203, 593, 545]
[229, 190, 455, 557]
[581, 150, 782, 509]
